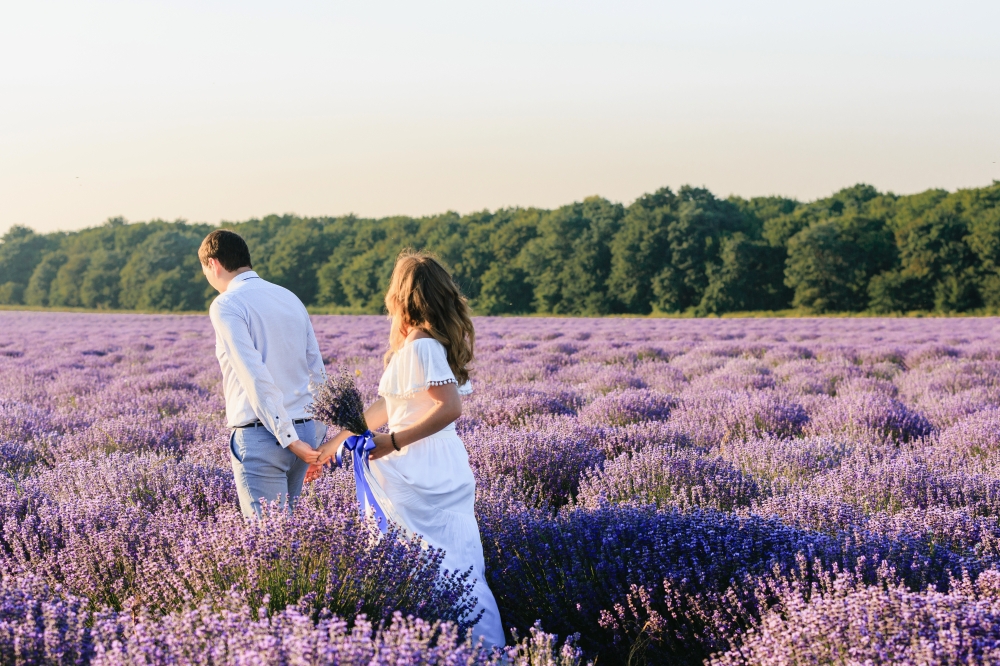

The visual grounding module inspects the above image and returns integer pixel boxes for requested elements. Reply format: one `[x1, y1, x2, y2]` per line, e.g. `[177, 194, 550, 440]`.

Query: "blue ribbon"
[336, 430, 388, 533]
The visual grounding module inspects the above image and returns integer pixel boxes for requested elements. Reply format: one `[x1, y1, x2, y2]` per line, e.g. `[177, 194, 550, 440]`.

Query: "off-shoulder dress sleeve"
[378, 339, 473, 398]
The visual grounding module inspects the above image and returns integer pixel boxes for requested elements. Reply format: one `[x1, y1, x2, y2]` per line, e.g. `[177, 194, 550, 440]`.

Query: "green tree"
[0, 226, 51, 303]
[763, 184, 882, 248]
[469, 209, 539, 314]
[80, 248, 125, 308]
[956, 182, 1000, 309]
[3, 180, 1000, 317]
[0, 282, 24, 304]
[870, 193, 982, 313]
[520, 197, 623, 315]
[698, 233, 789, 314]
[339, 247, 395, 312]
[607, 188, 676, 314]
[651, 187, 748, 313]
[477, 266, 534, 315]
[49, 254, 91, 307]
[786, 214, 895, 312]
[260, 222, 335, 305]
[24, 252, 67, 306]
[120, 228, 205, 311]
[732, 195, 800, 239]
[316, 260, 349, 307]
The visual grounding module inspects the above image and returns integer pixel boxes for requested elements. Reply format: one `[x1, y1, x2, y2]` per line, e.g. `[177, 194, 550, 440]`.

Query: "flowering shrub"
[669, 390, 808, 445]
[4, 312, 1000, 664]
[806, 389, 933, 442]
[712, 569, 1000, 666]
[465, 418, 604, 508]
[576, 447, 765, 512]
[578, 389, 674, 426]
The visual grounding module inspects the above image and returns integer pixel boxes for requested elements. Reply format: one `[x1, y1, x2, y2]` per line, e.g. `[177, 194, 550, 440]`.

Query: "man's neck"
[219, 266, 254, 293]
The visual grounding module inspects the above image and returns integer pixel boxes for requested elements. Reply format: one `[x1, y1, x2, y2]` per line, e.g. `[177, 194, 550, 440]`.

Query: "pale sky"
[1, 1, 998, 235]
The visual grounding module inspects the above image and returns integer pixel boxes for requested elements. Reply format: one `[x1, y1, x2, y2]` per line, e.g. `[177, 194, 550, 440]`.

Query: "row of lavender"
[4, 313, 1000, 664]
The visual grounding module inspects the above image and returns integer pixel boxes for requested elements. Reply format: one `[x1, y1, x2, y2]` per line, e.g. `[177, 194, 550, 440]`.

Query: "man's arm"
[211, 301, 318, 463]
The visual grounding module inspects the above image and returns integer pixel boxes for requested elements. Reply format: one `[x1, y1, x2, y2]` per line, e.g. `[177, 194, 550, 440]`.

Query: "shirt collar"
[228, 271, 259, 291]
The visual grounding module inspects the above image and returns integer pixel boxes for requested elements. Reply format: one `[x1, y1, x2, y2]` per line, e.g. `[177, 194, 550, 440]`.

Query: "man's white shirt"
[209, 271, 326, 447]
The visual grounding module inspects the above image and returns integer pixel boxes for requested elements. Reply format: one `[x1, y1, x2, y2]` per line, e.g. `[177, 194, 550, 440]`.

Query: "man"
[200, 229, 324, 517]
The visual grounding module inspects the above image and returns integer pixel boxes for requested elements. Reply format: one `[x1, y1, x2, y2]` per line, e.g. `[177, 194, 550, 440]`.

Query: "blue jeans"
[229, 420, 316, 518]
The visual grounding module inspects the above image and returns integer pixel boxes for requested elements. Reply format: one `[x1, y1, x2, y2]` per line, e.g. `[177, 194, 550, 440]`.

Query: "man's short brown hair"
[199, 230, 252, 271]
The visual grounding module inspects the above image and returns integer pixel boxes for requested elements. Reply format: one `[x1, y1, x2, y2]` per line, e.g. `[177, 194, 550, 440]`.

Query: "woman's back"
[370, 335, 503, 646]
[379, 337, 472, 431]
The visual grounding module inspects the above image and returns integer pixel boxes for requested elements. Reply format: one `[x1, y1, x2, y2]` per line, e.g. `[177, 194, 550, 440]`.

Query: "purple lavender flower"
[578, 389, 674, 427]
[311, 369, 369, 435]
[7, 311, 1000, 663]
[576, 447, 765, 512]
[711, 569, 1000, 666]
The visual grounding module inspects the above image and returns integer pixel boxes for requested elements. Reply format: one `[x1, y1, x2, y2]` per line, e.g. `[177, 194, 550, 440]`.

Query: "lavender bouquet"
[311, 369, 369, 436]
[310, 369, 389, 531]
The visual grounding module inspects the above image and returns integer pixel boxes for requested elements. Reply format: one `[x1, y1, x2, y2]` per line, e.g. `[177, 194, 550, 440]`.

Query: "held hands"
[303, 438, 342, 484]
[288, 439, 320, 465]
[303, 432, 398, 483]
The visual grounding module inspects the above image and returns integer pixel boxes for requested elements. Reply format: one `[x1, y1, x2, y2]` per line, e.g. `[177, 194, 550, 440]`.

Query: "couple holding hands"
[198, 230, 505, 647]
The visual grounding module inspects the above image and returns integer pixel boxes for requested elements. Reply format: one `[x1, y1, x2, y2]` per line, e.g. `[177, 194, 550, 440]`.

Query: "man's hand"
[288, 439, 320, 464]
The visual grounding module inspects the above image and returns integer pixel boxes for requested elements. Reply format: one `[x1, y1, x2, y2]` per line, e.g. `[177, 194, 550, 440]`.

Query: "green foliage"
[0, 282, 24, 305]
[763, 184, 882, 247]
[119, 226, 210, 311]
[698, 233, 789, 314]
[785, 214, 896, 312]
[0, 225, 54, 304]
[25, 251, 67, 306]
[651, 187, 750, 313]
[519, 197, 624, 315]
[467, 209, 540, 314]
[608, 188, 675, 314]
[81, 248, 126, 308]
[966, 185, 1000, 309]
[49, 253, 91, 307]
[2, 182, 999, 315]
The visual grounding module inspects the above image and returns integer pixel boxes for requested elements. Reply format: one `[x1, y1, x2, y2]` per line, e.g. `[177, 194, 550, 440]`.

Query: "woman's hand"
[316, 442, 337, 466]
[314, 428, 352, 466]
[368, 433, 397, 460]
[304, 433, 347, 483]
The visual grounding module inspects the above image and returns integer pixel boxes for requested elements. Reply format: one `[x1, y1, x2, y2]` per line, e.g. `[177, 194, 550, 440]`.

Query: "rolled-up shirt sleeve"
[210, 300, 300, 447]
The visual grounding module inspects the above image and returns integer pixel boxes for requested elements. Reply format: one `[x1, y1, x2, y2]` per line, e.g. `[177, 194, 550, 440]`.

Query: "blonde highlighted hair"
[384, 250, 475, 384]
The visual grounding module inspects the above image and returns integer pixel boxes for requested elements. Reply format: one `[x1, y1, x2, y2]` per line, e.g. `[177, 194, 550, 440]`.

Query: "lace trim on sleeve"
[378, 339, 473, 399]
[384, 378, 473, 399]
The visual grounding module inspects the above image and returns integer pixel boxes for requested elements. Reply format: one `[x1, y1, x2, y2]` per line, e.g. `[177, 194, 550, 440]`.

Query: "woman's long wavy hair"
[383, 250, 475, 384]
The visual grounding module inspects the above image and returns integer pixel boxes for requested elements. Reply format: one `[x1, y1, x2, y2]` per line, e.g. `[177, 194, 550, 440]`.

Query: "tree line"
[1, 182, 999, 315]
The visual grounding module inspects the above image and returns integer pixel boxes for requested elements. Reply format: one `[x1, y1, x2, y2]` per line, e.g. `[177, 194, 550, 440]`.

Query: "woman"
[315, 250, 506, 647]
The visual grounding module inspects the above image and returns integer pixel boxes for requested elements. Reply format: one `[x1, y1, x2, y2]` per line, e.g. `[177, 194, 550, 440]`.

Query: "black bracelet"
[390, 432, 400, 451]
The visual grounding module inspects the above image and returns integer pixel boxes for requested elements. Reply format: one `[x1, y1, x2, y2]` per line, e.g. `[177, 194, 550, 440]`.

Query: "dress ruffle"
[378, 338, 472, 399]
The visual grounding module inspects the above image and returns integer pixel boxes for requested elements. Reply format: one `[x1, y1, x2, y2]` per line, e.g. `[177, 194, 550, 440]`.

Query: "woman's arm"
[369, 383, 461, 460]
[315, 397, 389, 464]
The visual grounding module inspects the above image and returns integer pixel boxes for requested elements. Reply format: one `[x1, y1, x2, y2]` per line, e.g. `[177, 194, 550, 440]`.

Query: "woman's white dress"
[371, 338, 506, 647]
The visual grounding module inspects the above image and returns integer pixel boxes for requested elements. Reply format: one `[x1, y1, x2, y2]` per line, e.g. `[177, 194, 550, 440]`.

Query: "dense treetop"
[2, 181, 999, 315]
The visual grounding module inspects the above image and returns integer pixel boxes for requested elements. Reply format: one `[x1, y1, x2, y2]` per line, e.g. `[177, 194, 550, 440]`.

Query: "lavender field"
[6, 312, 1000, 664]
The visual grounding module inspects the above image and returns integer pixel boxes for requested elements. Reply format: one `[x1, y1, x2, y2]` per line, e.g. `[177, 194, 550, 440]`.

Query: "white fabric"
[378, 338, 472, 399]
[371, 338, 505, 647]
[209, 271, 327, 447]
